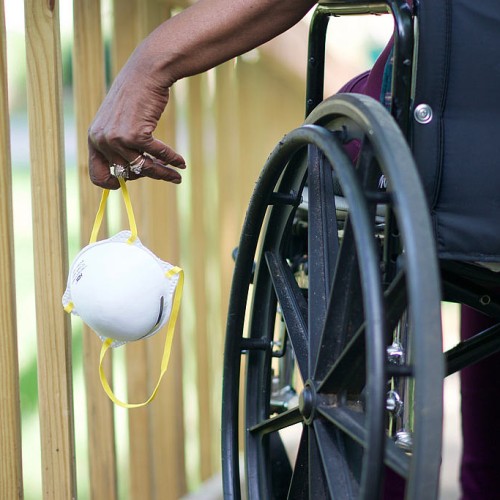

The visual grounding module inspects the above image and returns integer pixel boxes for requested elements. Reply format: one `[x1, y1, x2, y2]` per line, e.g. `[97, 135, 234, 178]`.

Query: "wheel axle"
[299, 381, 317, 424]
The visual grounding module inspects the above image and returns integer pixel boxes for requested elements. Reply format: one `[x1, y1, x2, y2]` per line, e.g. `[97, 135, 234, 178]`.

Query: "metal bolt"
[386, 390, 403, 416]
[480, 295, 491, 306]
[414, 103, 433, 124]
[395, 431, 413, 452]
[387, 341, 405, 365]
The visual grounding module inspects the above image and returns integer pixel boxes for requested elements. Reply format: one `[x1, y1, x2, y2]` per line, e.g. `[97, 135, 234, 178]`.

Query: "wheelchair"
[221, 0, 500, 498]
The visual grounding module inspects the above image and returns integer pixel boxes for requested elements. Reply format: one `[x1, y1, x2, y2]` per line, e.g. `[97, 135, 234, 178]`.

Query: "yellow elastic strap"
[89, 177, 137, 245]
[89, 189, 109, 244]
[98, 267, 184, 409]
[118, 177, 138, 243]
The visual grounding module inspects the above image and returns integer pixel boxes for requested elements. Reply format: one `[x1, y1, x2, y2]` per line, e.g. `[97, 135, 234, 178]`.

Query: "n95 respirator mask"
[62, 177, 183, 408]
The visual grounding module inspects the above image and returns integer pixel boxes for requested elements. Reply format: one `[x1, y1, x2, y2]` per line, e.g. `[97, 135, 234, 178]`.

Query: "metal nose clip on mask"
[62, 177, 184, 408]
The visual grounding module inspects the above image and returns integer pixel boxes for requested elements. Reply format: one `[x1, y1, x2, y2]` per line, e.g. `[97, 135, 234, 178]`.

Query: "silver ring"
[130, 154, 143, 165]
[111, 163, 129, 179]
[129, 154, 146, 175]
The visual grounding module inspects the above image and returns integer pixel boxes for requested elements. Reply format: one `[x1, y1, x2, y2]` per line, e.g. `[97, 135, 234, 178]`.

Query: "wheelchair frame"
[221, 1, 500, 498]
[310, 0, 500, 381]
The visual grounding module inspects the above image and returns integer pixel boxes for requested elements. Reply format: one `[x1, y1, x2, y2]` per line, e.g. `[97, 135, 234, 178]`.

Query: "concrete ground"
[439, 302, 462, 500]
[440, 371, 461, 499]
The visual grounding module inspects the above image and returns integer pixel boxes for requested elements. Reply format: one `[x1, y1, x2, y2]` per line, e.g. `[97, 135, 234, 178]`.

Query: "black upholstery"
[412, 0, 500, 261]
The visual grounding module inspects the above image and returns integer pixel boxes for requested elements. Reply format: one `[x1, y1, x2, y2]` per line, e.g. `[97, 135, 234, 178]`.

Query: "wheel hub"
[298, 381, 317, 425]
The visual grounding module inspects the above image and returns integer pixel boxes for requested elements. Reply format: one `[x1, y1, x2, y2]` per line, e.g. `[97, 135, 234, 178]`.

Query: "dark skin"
[88, 0, 317, 189]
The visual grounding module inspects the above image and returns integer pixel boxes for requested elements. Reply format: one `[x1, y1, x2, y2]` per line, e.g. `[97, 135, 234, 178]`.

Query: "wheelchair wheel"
[222, 94, 444, 499]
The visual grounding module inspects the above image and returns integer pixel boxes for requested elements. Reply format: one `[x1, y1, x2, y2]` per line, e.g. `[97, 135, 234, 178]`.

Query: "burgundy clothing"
[459, 306, 500, 500]
[336, 36, 394, 100]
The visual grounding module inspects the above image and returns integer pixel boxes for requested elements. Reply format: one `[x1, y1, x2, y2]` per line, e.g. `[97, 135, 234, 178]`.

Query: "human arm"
[89, 0, 317, 188]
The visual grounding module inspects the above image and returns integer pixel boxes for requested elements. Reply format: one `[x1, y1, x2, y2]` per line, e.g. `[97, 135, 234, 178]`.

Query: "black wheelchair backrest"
[413, 0, 500, 262]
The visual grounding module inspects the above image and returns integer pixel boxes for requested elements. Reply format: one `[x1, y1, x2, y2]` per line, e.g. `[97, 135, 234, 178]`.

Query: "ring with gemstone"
[129, 154, 146, 175]
[111, 163, 129, 179]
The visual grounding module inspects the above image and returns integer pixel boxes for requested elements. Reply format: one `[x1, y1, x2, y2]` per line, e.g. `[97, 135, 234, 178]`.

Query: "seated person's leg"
[460, 305, 500, 500]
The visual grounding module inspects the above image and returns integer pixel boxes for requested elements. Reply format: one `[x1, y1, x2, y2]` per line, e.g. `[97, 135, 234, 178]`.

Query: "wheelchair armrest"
[317, 0, 389, 16]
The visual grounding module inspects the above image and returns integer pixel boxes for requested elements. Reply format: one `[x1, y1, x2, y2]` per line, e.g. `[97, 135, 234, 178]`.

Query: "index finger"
[143, 137, 186, 169]
[138, 156, 184, 184]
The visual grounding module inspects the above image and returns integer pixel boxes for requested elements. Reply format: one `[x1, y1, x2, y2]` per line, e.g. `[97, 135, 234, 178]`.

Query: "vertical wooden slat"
[215, 67, 242, 298]
[187, 73, 214, 481]
[236, 61, 267, 207]
[24, 0, 76, 498]
[0, 1, 24, 498]
[111, 1, 187, 498]
[145, 181, 187, 500]
[237, 58, 304, 201]
[136, 1, 187, 497]
[110, 2, 155, 498]
[108, 2, 153, 499]
[111, 0, 140, 76]
[213, 61, 242, 472]
[257, 55, 305, 151]
[215, 62, 241, 328]
[72, 1, 118, 499]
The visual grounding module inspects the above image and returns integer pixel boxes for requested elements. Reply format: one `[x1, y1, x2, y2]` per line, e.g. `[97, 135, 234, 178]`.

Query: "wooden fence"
[0, 0, 310, 498]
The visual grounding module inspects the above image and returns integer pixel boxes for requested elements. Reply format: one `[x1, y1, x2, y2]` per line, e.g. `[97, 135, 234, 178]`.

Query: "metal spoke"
[288, 428, 309, 499]
[249, 406, 302, 436]
[265, 251, 309, 378]
[312, 138, 383, 384]
[313, 419, 361, 498]
[317, 406, 410, 478]
[318, 324, 366, 394]
[309, 426, 331, 499]
[384, 270, 407, 335]
[313, 217, 364, 383]
[270, 432, 293, 498]
[317, 406, 367, 446]
[307, 145, 340, 378]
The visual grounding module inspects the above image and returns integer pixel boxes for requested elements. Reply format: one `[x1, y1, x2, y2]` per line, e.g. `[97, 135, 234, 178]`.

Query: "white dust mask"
[62, 177, 183, 408]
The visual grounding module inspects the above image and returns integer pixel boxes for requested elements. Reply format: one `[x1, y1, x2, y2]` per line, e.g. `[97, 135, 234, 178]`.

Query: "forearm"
[125, 0, 317, 88]
[88, 0, 316, 188]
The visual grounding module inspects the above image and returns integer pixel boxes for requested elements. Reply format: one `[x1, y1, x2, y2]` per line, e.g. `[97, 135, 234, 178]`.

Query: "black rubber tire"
[222, 94, 444, 500]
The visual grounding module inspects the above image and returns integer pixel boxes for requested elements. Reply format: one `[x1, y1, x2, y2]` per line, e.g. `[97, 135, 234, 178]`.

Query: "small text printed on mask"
[72, 259, 87, 285]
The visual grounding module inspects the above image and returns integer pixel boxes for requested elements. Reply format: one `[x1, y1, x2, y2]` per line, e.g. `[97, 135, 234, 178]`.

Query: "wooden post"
[111, 1, 187, 498]
[72, 1, 118, 499]
[143, 180, 187, 499]
[213, 61, 242, 471]
[24, 0, 76, 498]
[136, 2, 187, 496]
[237, 57, 304, 202]
[109, 2, 154, 499]
[0, 1, 24, 498]
[186, 73, 215, 481]
[215, 62, 241, 324]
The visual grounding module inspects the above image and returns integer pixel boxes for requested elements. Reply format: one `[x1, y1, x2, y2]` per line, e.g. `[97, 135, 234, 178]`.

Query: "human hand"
[87, 0, 315, 190]
[88, 55, 186, 189]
